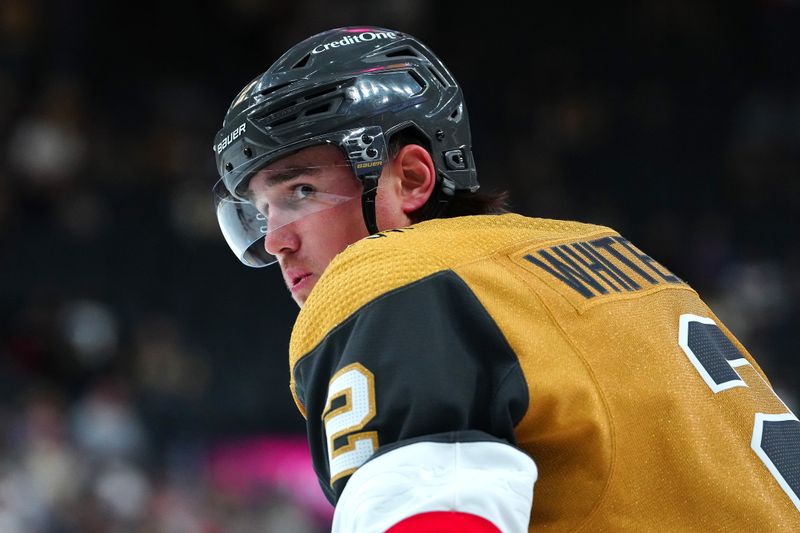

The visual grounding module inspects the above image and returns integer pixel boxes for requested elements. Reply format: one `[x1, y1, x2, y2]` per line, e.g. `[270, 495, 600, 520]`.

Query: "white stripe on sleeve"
[332, 440, 537, 533]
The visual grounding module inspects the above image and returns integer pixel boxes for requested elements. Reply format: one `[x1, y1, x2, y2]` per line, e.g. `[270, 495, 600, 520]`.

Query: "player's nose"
[264, 222, 299, 257]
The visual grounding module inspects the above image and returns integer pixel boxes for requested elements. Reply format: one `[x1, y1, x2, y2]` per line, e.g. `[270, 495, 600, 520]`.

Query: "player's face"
[248, 144, 405, 307]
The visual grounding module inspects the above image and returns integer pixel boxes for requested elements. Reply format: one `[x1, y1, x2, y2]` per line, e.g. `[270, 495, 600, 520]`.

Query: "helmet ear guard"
[213, 27, 478, 266]
[344, 127, 385, 235]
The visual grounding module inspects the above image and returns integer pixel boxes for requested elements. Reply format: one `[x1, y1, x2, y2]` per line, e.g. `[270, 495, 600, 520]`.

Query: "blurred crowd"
[1, 1, 798, 531]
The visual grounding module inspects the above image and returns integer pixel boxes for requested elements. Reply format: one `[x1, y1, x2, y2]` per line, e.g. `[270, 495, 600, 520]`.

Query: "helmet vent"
[292, 53, 312, 69]
[257, 83, 341, 122]
[427, 66, 448, 88]
[384, 46, 423, 59]
[302, 85, 339, 100]
[256, 82, 292, 98]
[304, 101, 337, 117]
[264, 97, 343, 129]
[270, 114, 297, 128]
[407, 70, 428, 92]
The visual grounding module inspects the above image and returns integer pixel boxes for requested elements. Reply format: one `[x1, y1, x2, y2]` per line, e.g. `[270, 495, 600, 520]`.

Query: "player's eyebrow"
[263, 166, 319, 186]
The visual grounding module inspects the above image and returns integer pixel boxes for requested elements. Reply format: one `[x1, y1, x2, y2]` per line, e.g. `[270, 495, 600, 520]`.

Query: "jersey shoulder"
[291, 213, 612, 360]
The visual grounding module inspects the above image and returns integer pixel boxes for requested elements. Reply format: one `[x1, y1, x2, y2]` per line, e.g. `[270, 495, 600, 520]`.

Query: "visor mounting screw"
[225, 162, 233, 171]
[366, 148, 378, 159]
[361, 134, 373, 145]
[435, 129, 445, 141]
[243, 147, 252, 158]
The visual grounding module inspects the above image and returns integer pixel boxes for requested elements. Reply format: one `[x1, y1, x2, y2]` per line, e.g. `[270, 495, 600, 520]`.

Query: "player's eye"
[292, 184, 315, 201]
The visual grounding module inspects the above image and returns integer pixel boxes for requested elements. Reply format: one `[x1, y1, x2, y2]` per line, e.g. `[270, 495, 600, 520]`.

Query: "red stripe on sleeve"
[386, 511, 501, 532]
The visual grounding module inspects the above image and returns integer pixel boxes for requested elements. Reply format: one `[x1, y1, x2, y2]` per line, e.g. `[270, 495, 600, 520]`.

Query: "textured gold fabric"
[290, 213, 799, 531]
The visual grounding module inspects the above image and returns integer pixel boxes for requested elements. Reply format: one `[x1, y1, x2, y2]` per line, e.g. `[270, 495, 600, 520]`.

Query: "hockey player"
[212, 26, 800, 532]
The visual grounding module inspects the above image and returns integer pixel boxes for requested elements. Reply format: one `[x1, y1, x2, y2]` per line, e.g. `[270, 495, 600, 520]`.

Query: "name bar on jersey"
[523, 236, 684, 299]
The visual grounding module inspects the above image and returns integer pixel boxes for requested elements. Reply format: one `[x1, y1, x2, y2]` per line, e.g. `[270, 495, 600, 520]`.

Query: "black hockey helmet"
[212, 26, 478, 267]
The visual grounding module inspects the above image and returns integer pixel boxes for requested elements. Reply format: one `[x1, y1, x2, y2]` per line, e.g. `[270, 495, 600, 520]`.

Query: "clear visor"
[213, 163, 370, 267]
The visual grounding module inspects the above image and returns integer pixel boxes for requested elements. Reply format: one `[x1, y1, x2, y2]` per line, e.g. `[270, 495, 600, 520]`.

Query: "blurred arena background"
[1, 1, 798, 531]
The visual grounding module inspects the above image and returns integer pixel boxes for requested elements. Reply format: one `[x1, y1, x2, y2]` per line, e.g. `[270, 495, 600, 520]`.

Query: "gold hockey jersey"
[289, 213, 800, 531]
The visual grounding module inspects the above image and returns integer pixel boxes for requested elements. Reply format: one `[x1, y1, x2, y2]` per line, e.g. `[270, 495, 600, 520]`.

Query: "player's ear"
[392, 144, 436, 215]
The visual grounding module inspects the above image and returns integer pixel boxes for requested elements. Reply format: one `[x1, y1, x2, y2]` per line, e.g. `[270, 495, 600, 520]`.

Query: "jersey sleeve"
[332, 437, 537, 532]
[291, 269, 533, 509]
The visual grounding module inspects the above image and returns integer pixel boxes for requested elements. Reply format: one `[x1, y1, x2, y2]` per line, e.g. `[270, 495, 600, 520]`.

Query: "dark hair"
[388, 129, 509, 223]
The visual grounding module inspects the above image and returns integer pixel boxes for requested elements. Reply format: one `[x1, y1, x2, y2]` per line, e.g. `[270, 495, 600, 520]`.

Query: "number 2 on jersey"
[678, 314, 800, 511]
[322, 362, 379, 485]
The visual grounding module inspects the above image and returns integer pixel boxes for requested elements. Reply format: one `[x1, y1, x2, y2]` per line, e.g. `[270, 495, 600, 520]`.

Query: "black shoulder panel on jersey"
[370, 429, 517, 460]
[292, 269, 529, 503]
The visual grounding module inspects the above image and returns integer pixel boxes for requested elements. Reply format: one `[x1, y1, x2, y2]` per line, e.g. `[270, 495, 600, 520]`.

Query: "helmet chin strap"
[360, 173, 380, 235]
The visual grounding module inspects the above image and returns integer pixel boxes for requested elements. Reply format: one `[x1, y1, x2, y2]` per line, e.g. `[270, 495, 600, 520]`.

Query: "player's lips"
[286, 269, 313, 292]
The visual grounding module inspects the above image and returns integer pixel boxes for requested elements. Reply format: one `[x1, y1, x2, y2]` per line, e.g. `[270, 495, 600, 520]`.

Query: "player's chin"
[290, 277, 317, 307]
[292, 292, 306, 308]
